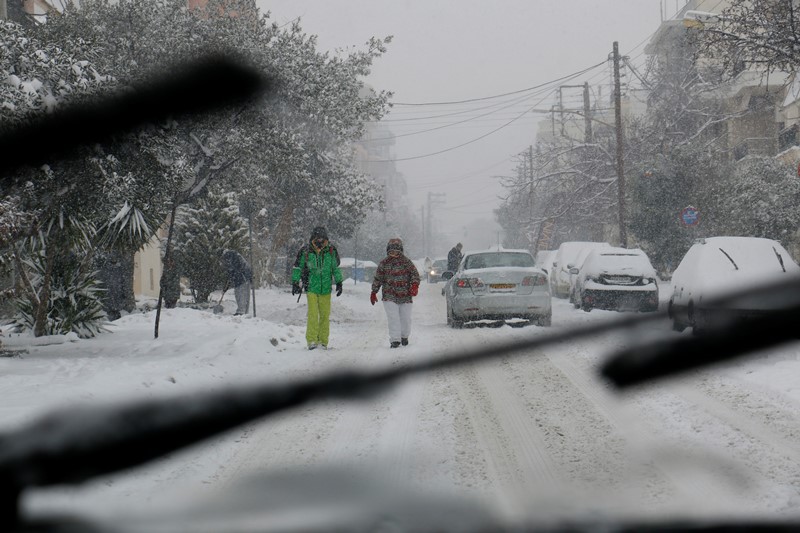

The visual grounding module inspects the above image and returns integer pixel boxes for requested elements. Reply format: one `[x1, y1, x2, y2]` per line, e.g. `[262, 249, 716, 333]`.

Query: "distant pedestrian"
[291, 226, 343, 350]
[221, 249, 252, 316]
[370, 238, 420, 348]
[447, 242, 463, 272]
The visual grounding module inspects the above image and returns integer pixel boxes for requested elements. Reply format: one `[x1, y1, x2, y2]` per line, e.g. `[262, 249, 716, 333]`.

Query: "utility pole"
[420, 205, 426, 257]
[527, 146, 534, 251]
[427, 192, 446, 255]
[612, 41, 628, 248]
[0, 0, 6, 20]
[583, 82, 593, 144]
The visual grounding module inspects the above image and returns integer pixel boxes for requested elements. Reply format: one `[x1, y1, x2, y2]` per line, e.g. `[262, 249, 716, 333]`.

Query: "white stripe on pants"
[382, 300, 412, 343]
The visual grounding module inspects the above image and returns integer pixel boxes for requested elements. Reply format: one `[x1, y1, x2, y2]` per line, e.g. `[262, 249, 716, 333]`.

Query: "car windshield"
[6, 1, 800, 532]
[464, 252, 534, 269]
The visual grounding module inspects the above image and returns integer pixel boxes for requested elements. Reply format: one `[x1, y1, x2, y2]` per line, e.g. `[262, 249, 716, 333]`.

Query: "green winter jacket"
[291, 243, 343, 295]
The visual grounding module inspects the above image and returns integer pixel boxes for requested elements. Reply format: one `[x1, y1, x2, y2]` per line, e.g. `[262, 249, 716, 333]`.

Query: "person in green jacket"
[291, 226, 343, 350]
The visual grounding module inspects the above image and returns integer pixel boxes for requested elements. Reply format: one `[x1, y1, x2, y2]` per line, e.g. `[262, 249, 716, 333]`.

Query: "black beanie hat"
[311, 226, 328, 240]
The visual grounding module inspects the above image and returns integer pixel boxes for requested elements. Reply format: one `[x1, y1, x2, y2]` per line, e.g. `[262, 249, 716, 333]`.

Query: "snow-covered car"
[535, 249, 556, 276]
[443, 249, 551, 327]
[550, 241, 610, 298]
[567, 245, 606, 306]
[427, 258, 448, 283]
[573, 247, 659, 312]
[668, 236, 800, 333]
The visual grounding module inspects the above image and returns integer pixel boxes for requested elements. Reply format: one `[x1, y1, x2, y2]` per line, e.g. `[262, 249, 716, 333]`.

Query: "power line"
[361, 63, 606, 163]
[363, 92, 557, 142]
[391, 61, 607, 106]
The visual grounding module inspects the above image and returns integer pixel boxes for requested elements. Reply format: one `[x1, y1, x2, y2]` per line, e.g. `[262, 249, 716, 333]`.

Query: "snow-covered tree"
[695, 0, 800, 77]
[628, 148, 729, 273]
[496, 143, 616, 251]
[0, 19, 119, 335]
[38, 0, 390, 286]
[172, 186, 249, 303]
[714, 156, 800, 242]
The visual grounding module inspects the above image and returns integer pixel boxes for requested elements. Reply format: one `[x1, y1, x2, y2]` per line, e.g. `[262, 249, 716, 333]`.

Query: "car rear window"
[465, 252, 534, 269]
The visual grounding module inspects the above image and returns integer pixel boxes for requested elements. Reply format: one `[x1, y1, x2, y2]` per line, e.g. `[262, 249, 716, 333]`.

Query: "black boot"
[390, 341, 401, 348]
[401, 338, 408, 346]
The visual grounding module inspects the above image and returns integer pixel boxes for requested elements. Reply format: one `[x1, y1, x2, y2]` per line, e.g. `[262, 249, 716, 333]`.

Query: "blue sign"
[681, 206, 700, 226]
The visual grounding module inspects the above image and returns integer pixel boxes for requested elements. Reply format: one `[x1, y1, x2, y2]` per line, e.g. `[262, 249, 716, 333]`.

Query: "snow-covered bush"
[13, 251, 107, 338]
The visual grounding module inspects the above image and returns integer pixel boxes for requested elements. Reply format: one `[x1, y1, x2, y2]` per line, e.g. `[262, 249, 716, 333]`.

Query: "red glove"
[410, 283, 419, 297]
[370, 292, 378, 305]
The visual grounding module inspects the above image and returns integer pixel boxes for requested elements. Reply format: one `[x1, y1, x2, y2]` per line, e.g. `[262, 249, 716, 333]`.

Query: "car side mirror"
[441, 271, 454, 280]
[569, 267, 579, 275]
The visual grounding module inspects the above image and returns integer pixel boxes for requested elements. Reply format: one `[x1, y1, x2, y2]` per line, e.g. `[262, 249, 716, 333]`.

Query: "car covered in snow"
[550, 241, 610, 298]
[443, 248, 551, 327]
[668, 236, 800, 333]
[572, 247, 659, 312]
[535, 249, 556, 276]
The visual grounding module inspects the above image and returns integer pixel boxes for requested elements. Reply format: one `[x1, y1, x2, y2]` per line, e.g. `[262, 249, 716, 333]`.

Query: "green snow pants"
[306, 292, 332, 347]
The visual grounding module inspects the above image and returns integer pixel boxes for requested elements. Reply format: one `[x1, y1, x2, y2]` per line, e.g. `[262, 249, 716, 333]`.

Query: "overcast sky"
[258, 0, 681, 245]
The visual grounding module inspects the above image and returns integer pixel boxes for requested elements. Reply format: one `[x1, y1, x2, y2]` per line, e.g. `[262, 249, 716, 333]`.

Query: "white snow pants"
[382, 301, 413, 343]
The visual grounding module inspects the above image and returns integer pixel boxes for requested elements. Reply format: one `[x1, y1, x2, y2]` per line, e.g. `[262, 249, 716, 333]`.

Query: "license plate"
[490, 283, 515, 289]
[607, 276, 636, 285]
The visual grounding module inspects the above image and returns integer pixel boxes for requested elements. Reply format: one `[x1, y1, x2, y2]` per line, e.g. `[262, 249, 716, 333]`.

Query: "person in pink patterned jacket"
[370, 238, 421, 348]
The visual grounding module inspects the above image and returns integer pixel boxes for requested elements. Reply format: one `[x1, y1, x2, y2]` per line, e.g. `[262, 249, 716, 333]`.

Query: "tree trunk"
[266, 203, 294, 278]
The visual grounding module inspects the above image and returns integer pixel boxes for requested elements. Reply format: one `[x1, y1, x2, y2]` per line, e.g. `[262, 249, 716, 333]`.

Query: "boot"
[401, 338, 408, 346]
[390, 341, 401, 348]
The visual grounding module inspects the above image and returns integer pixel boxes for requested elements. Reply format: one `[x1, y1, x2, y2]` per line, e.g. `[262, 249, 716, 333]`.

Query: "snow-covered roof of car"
[582, 247, 657, 277]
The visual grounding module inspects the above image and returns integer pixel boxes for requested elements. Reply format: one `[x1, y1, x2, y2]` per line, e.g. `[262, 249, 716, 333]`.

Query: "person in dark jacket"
[291, 226, 343, 350]
[222, 249, 252, 316]
[370, 238, 420, 348]
[447, 242, 463, 272]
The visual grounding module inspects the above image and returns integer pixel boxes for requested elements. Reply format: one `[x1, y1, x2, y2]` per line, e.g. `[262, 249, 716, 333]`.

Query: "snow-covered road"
[5, 279, 800, 528]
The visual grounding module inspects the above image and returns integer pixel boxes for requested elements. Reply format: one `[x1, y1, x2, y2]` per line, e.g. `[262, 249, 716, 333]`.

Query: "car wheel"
[581, 299, 592, 312]
[447, 303, 463, 329]
[672, 319, 687, 332]
[687, 301, 703, 335]
[536, 313, 552, 327]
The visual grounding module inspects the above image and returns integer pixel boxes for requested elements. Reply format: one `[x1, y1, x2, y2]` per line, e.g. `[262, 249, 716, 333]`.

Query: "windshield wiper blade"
[0, 54, 267, 183]
[773, 246, 786, 272]
[718, 247, 739, 270]
[601, 276, 800, 387]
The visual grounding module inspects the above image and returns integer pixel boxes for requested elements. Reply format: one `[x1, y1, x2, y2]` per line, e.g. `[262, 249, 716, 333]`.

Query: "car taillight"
[522, 275, 547, 286]
[456, 277, 484, 288]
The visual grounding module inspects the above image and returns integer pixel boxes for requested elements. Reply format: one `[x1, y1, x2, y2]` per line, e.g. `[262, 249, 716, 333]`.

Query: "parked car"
[567, 245, 605, 305]
[535, 249, 556, 276]
[573, 247, 659, 312]
[427, 258, 448, 283]
[550, 241, 610, 298]
[443, 249, 551, 327]
[668, 236, 800, 333]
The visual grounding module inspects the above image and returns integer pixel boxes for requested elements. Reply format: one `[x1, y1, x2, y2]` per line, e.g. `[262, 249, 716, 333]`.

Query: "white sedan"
[443, 249, 552, 328]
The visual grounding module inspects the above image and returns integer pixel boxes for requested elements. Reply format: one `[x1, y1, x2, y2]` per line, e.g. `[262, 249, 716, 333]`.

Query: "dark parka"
[222, 250, 252, 287]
